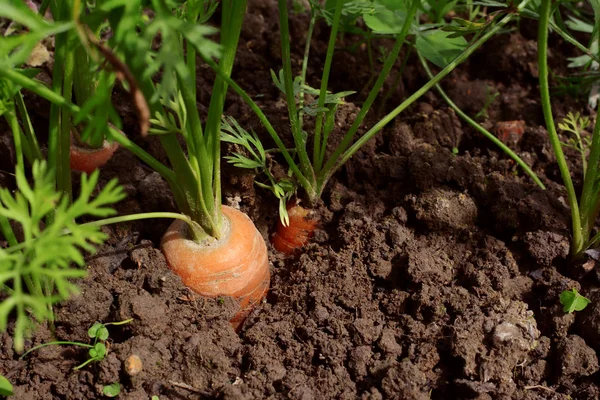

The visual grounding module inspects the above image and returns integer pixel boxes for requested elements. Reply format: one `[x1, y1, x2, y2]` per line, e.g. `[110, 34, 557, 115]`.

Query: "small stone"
[125, 355, 143, 376]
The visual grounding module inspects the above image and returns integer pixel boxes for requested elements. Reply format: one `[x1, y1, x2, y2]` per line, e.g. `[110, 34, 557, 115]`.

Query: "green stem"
[86, 212, 209, 242]
[6, 110, 25, 177]
[316, 0, 533, 198]
[313, 0, 343, 173]
[79, 212, 197, 229]
[320, 0, 419, 176]
[20, 341, 93, 360]
[419, 53, 546, 190]
[298, 11, 316, 129]
[59, 47, 75, 202]
[205, 0, 248, 237]
[278, 0, 314, 181]
[578, 103, 600, 253]
[15, 92, 43, 161]
[538, 0, 582, 255]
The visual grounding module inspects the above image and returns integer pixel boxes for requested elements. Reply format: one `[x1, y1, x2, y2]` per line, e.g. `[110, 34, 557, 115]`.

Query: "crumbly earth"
[2, 1, 600, 399]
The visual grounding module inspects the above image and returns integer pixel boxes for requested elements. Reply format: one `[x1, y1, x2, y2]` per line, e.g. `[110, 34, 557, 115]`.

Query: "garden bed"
[2, 1, 600, 399]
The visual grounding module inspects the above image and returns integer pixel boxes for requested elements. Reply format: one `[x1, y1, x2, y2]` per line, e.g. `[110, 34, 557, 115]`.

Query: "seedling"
[559, 288, 591, 314]
[20, 319, 133, 370]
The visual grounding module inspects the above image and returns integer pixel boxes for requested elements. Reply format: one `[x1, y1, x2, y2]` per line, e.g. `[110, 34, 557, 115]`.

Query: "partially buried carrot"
[161, 206, 270, 329]
[271, 202, 318, 254]
[70, 138, 119, 174]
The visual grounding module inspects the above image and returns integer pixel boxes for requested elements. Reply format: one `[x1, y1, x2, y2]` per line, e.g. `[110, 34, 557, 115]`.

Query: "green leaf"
[416, 29, 468, 68]
[88, 323, 103, 339]
[363, 0, 409, 34]
[94, 343, 107, 358]
[102, 383, 121, 397]
[0, 374, 14, 396]
[560, 288, 591, 313]
[565, 16, 594, 33]
[97, 327, 109, 341]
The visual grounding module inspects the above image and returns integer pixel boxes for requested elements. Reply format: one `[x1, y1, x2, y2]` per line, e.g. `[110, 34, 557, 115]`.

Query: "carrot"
[161, 205, 270, 329]
[271, 202, 318, 254]
[70, 139, 119, 174]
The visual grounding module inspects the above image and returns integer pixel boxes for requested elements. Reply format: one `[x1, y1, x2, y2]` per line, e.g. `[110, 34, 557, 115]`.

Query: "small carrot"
[271, 202, 318, 254]
[70, 139, 119, 174]
[161, 206, 270, 330]
[495, 120, 526, 146]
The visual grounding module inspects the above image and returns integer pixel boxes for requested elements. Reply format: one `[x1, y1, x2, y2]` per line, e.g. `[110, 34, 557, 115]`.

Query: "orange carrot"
[70, 139, 119, 174]
[161, 206, 270, 329]
[271, 202, 318, 254]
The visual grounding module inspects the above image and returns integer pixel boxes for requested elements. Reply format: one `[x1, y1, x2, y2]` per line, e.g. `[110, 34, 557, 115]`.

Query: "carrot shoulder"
[161, 206, 270, 329]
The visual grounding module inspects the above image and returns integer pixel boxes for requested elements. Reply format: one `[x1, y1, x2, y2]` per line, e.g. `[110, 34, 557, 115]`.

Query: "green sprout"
[559, 288, 591, 314]
[19, 319, 133, 370]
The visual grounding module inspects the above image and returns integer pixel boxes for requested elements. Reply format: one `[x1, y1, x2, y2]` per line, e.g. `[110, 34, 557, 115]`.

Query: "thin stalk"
[78, 212, 200, 232]
[278, 0, 314, 180]
[317, 0, 533, 197]
[58, 47, 75, 202]
[47, 29, 65, 189]
[6, 110, 24, 178]
[176, 71, 214, 236]
[20, 341, 93, 360]
[538, 0, 582, 255]
[320, 0, 419, 175]
[298, 11, 316, 128]
[3, 106, 26, 253]
[312, 0, 342, 172]
[578, 102, 600, 252]
[419, 53, 546, 190]
[204, 0, 248, 237]
[15, 92, 42, 161]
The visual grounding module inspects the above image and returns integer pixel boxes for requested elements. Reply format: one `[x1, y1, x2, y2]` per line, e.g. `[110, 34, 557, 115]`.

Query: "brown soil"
[2, 2, 600, 399]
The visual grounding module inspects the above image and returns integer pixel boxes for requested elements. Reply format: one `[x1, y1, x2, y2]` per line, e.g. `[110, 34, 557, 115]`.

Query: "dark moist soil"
[2, 2, 600, 399]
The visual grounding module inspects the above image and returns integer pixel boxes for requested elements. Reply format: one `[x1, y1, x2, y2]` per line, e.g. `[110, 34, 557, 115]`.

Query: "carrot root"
[70, 139, 119, 174]
[271, 203, 318, 254]
[161, 206, 270, 330]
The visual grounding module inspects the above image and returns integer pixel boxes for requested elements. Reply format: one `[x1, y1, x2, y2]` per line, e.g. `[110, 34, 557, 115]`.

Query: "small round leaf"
[102, 383, 121, 397]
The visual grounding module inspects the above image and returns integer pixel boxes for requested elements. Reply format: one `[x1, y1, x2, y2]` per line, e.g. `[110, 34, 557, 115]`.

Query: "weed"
[19, 319, 132, 369]
[560, 288, 591, 313]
